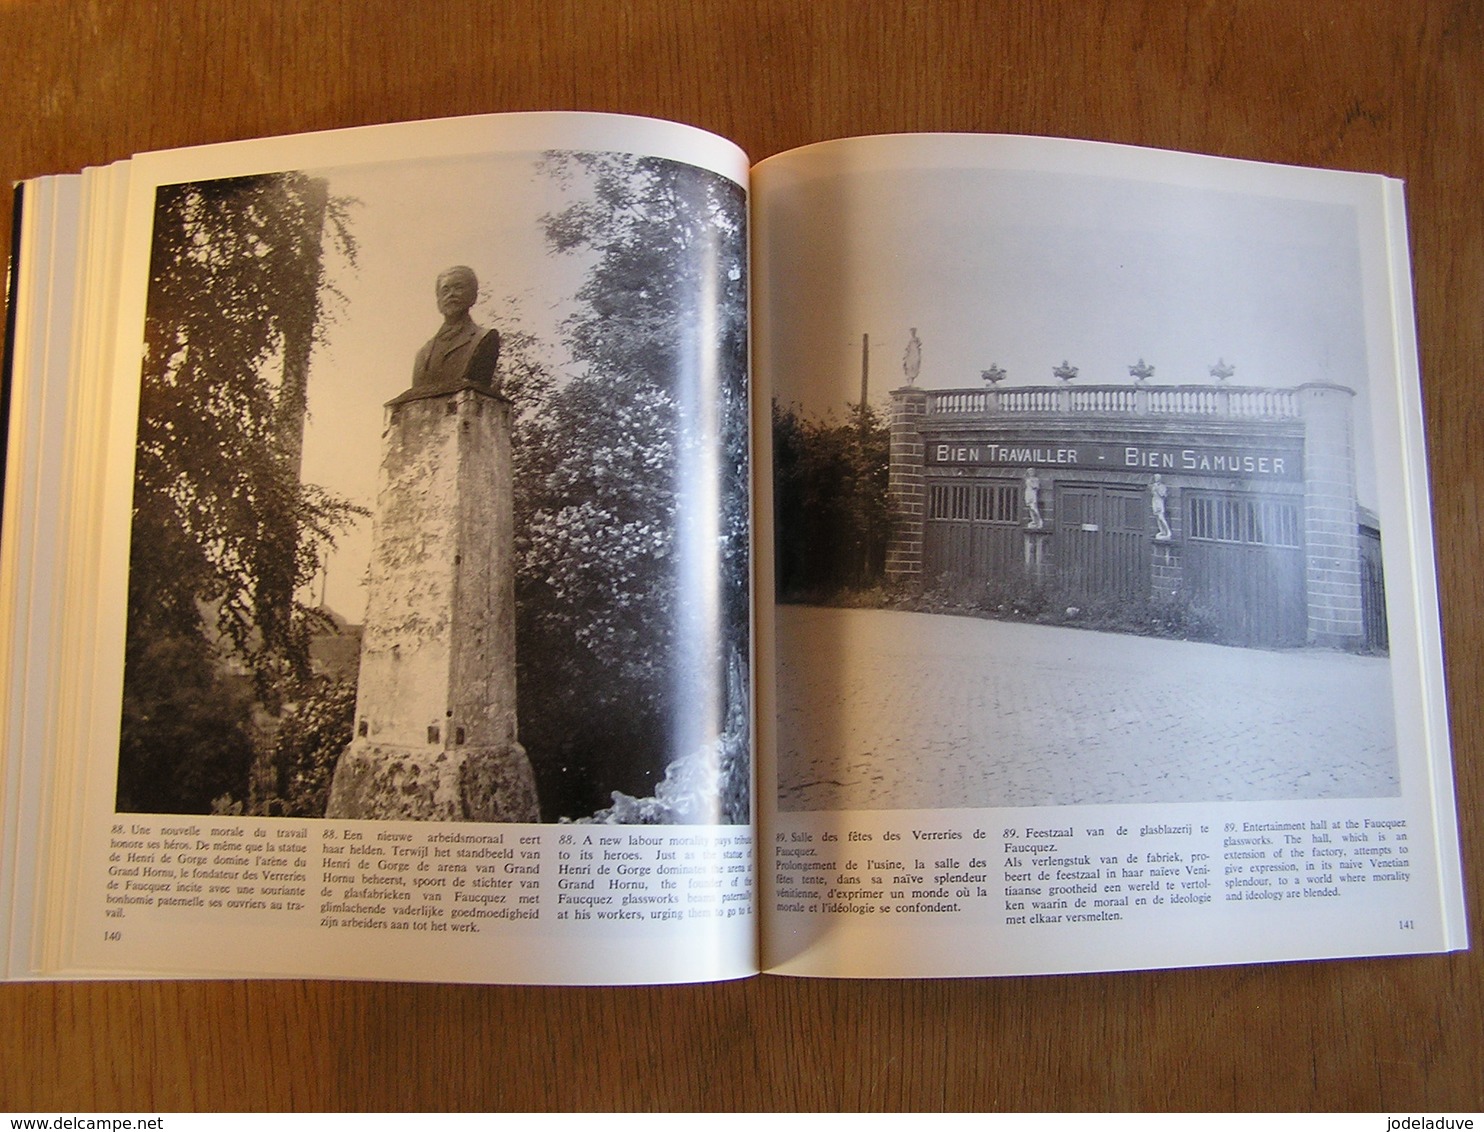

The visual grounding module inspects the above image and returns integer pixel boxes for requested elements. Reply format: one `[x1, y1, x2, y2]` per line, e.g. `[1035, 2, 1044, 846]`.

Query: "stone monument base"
[326, 739, 540, 822]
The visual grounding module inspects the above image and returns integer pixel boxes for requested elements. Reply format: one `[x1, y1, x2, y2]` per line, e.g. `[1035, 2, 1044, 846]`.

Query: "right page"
[753, 134, 1466, 977]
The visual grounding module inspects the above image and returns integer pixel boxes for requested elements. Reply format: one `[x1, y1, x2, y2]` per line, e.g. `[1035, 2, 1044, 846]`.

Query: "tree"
[264, 674, 359, 819]
[119, 172, 361, 813]
[772, 400, 891, 599]
[517, 153, 750, 820]
[115, 632, 258, 815]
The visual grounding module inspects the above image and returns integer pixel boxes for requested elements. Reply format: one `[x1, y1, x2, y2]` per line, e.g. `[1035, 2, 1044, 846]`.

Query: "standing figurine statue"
[903, 327, 922, 385]
[1023, 468, 1043, 530]
[1151, 474, 1172, 540]
[410, 265, 502, 394]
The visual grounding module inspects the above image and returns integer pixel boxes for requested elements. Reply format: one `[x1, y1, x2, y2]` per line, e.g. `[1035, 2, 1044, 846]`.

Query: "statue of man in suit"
[410, 265, 501, 393]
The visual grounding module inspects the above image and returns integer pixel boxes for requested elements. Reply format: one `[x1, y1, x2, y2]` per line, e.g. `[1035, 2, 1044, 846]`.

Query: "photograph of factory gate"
[886, 376, 1388, 652]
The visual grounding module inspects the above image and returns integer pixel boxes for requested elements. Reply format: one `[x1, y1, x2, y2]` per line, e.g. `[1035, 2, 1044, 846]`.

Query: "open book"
[0, 112, 1465, 983]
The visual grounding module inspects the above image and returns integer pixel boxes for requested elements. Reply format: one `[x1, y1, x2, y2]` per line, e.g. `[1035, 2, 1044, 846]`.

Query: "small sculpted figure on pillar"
[903, 327, 922, 385]
[1024, 468, 1043, 530]
[1151, 474, 1172, 540]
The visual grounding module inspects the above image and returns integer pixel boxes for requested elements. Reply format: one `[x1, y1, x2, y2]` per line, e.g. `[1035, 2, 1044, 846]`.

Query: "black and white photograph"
[759, 142, 1401, 811]
[116, 146, 751, 825]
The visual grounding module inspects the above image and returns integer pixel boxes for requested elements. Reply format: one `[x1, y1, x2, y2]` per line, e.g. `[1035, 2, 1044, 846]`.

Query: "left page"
[1, 112, 755, 984]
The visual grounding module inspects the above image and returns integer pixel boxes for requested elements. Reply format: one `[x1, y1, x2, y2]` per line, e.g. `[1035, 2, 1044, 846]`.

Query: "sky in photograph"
[757, 161, 1378, 508]
[762, 165, 1371, 408]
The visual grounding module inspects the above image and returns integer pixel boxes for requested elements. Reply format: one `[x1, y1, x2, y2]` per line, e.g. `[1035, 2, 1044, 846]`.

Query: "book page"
[752, 134, 1465, 977]
[0, 173, 83, 976]
[8, 112, 756, 984]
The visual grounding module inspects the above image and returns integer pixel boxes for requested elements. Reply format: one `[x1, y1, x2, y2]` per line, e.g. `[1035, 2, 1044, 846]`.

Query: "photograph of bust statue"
[116, 151, 751, 826]
[408, 265, 502, 395]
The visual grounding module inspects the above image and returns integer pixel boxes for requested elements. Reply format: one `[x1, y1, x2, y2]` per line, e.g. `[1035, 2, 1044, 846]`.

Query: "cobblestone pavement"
[774, 605, 1400, 811]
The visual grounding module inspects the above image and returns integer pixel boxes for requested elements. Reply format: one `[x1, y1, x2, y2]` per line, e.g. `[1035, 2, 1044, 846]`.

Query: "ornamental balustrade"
[925, 384, 1301, 419]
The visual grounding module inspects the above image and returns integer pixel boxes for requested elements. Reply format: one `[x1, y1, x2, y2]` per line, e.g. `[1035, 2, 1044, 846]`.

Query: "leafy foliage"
[119, 172, 362, 813]
[116, 633, 258, 814]
[576, 647, 750, 825]
[772, 400, 891, 600]
[257, 675, 359, 818]
[518, 153, 750, 821]
[903, 573, 1222, 643]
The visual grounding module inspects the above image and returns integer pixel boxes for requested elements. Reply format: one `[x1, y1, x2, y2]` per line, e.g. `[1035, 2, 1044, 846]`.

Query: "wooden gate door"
[1184, 491, 1306, 647]
[1359, 525, 1388, 653]
[1055, 484, 1148, 604]
[924, 479, 1022, 582]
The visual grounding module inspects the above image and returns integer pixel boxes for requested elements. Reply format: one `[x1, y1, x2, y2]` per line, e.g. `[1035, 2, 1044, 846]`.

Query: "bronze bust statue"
[408, 265, 501, 395]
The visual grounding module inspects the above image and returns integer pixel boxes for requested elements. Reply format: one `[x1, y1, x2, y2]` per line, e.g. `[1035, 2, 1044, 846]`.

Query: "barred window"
[929, 481, 1020, 523]
[1187, 493, 1300, 548]
[929, 483, 970, 521]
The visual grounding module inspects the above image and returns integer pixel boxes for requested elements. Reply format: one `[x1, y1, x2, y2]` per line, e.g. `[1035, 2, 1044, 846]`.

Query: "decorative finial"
[1053, 360, 1078, 383]
[1129, 358, 1155, 384]
[981, 363, 1006, 385]
[1209, 358, 1235, 382]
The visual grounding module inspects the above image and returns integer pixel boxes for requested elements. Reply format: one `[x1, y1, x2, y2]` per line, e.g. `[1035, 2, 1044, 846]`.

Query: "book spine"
[0, 181, 26, 517]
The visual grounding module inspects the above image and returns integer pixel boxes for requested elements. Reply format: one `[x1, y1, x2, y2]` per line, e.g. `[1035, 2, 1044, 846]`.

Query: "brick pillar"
[1298, 383, 1364, 648]
[886, 386, 929, 584]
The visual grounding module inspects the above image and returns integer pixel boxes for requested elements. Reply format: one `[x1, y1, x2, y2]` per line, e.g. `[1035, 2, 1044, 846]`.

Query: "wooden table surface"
[1, 0, 1479, 1112]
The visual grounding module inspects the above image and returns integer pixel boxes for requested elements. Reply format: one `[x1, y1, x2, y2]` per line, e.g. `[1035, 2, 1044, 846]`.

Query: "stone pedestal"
[327, 741, 537, 822]
[327, 382, 539, 821]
